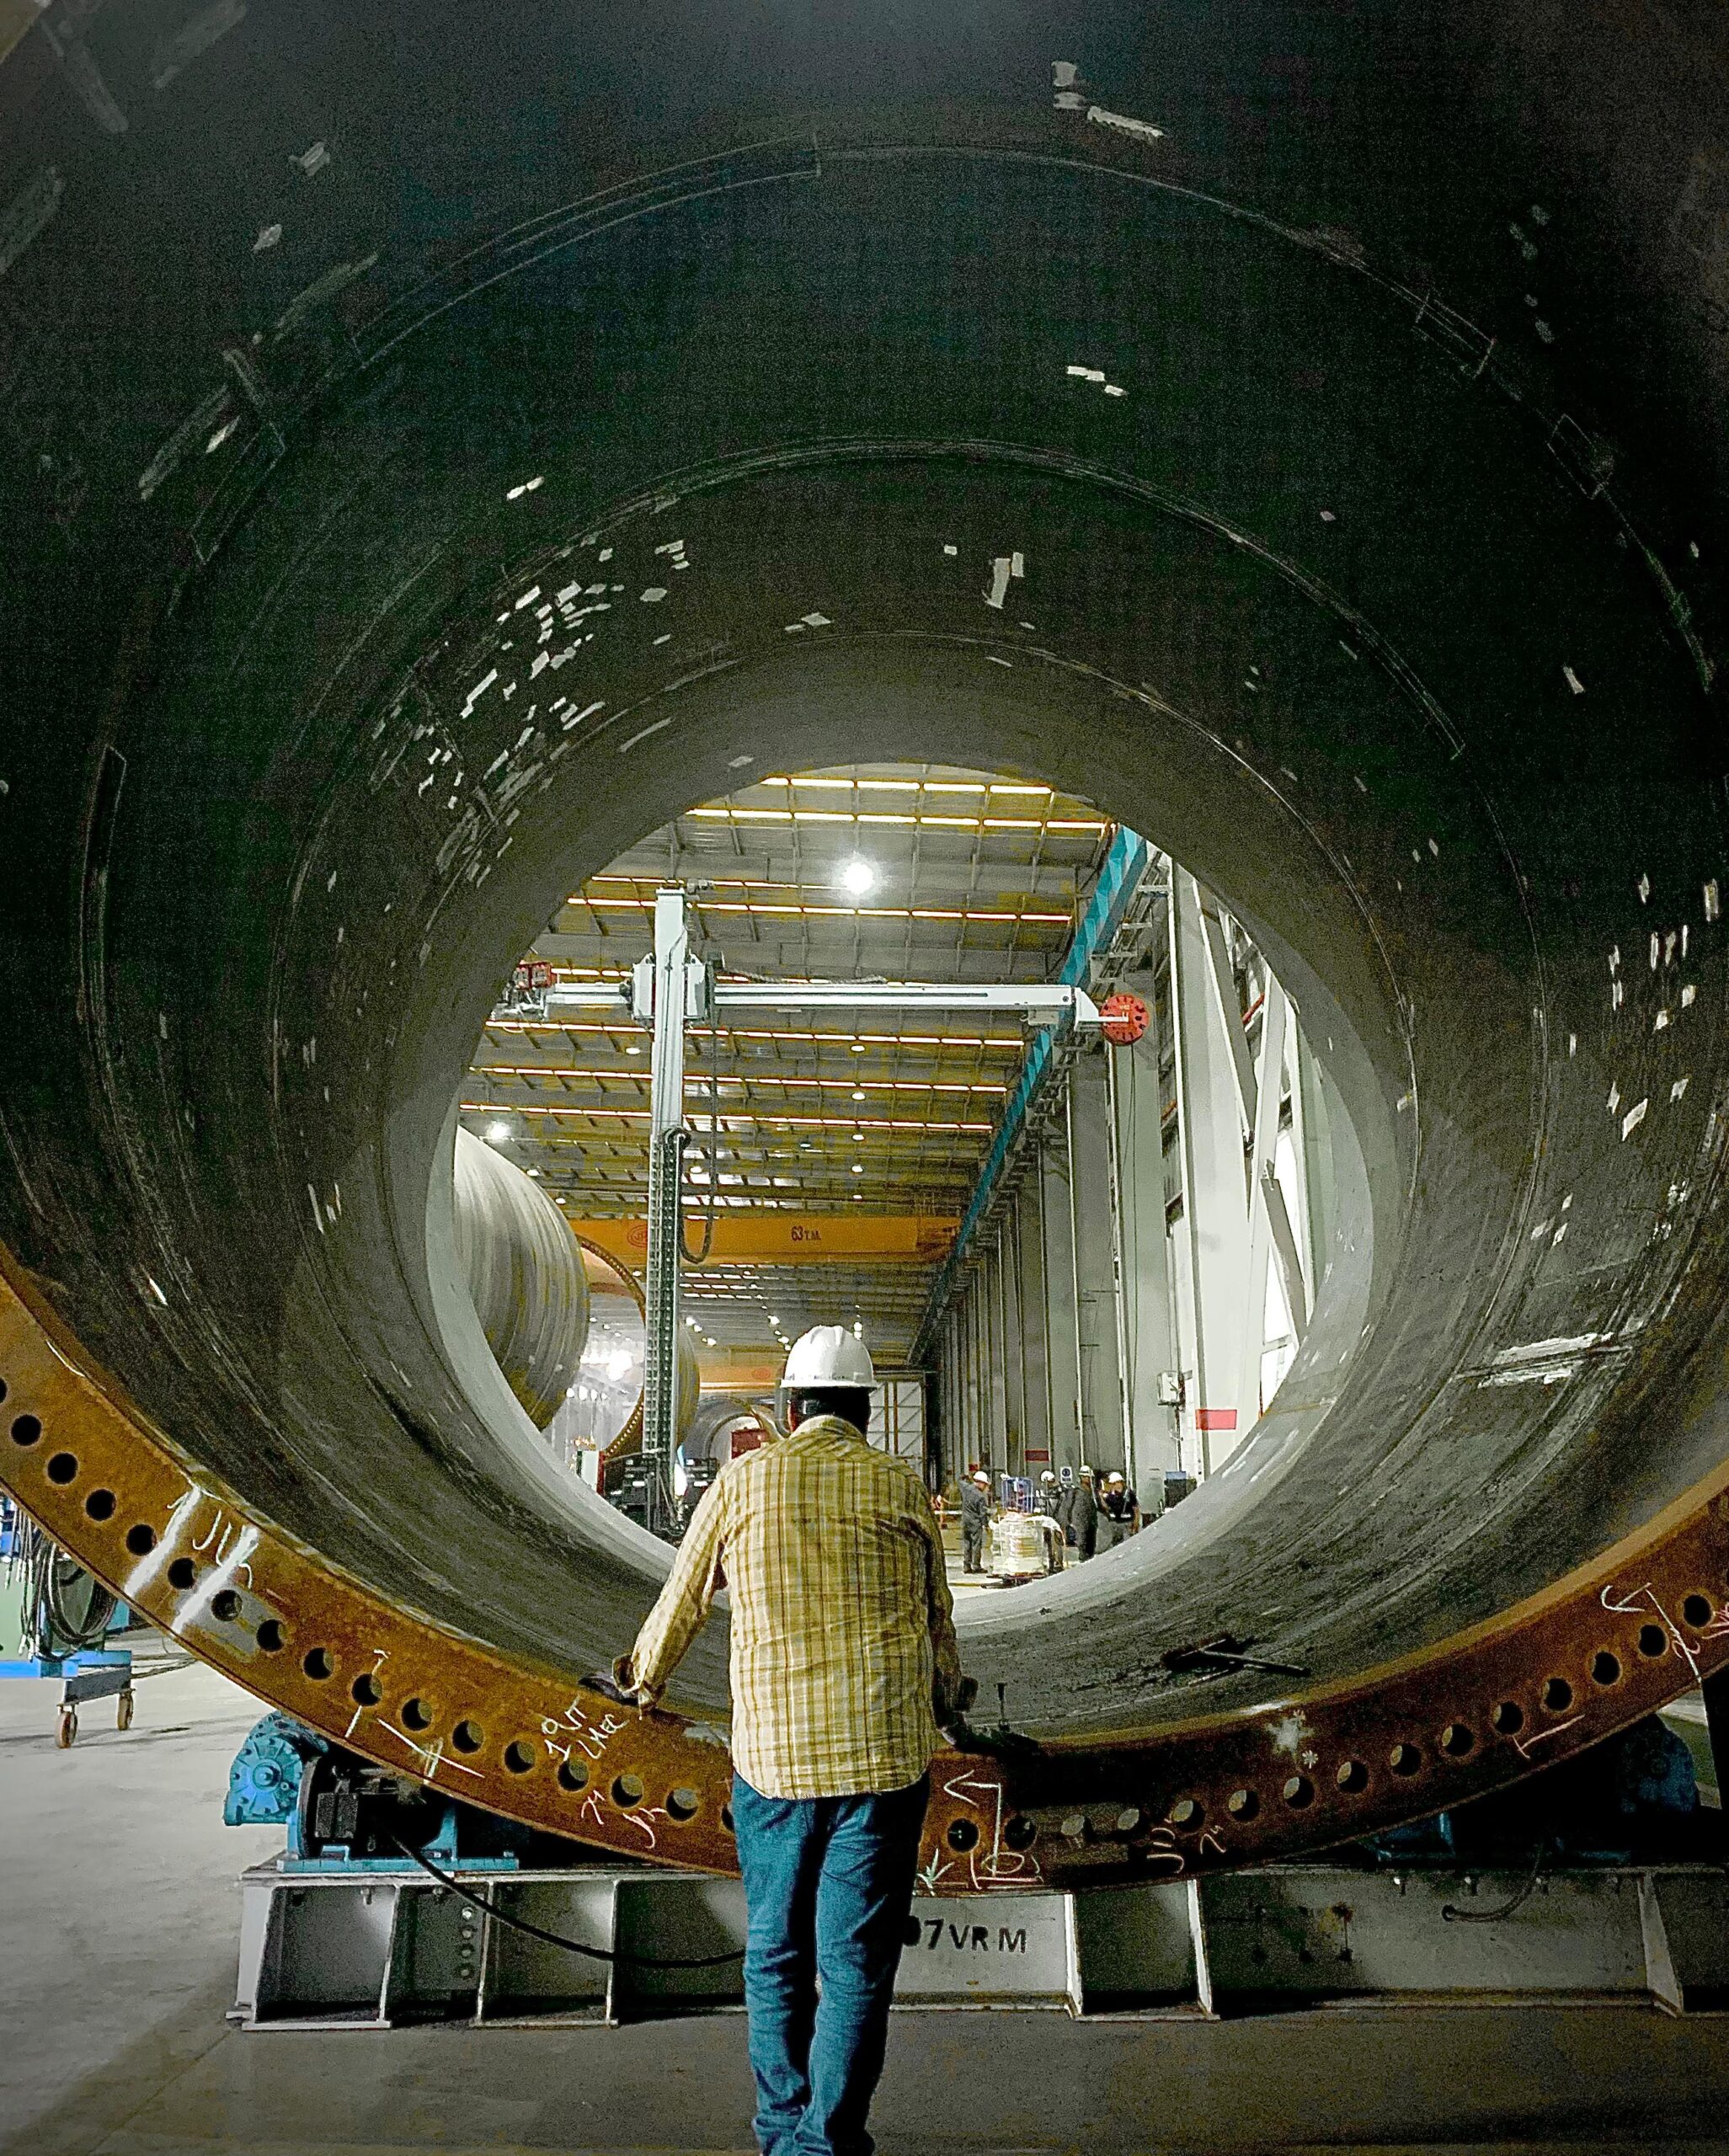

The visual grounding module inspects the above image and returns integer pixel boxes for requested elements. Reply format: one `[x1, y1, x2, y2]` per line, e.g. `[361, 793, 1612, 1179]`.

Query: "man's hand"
[935, 1673, 979, 1736]
[588, 1660, 656, 1708]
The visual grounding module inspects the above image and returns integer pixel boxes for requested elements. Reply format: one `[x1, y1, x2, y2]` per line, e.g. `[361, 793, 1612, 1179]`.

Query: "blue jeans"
[731, 1771, 929, 2156]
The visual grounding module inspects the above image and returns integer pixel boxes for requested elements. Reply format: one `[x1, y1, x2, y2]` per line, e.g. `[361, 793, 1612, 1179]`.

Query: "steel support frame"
[233, 1855, 1729, 2028]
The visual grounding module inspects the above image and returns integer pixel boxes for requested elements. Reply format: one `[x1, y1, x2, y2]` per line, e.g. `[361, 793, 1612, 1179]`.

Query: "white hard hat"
[779, 1324, 876, 1393]
[971, 1470, 990, 1486]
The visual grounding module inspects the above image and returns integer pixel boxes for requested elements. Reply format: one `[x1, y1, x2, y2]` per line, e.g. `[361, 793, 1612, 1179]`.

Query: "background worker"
[1101, 1471, 1139, 1550]
[616, 1325, 974, 2156]
[1071, 1465, 1100, 1561]
[959, 1470, 992, 1575]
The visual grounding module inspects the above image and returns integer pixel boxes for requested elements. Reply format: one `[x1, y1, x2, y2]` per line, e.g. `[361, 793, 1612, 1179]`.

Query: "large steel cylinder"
[4, 0, 1729, 1887]
[451, 1128, 590, 1431]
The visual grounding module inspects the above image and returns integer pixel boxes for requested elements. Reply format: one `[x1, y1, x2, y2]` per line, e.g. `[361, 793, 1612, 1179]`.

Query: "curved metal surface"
[3, 2, 1729, 1887]
[452, 1127, 590, 1430]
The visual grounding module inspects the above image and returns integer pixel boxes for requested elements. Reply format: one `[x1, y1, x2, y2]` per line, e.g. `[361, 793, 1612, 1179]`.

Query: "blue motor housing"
[225, 1711, 327, 1828]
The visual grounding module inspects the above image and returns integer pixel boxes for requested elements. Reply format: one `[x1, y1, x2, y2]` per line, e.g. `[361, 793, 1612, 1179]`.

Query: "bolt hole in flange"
[1336, 1759, 1369, 1793]
[611, 1773, 645, 1808]
[302, 1648, 334, 1680]
[1440, 1722, 1475, 1757]
[946, 1817, 980, 1851]
[451, 1718, 484, 1754]
[1226, 1788, 1259, 1821]
[1491, 1700, 1525, 1736]
[401, 1696, 433, 1732]
[1541, 1677, 1574, 1714]
[1388, 1743, 1422, 1777]
[167, 1556, 196, 1590]
[1684, 1593, 1714, 1628]
[45, 1452, 77, 1486]
[504, 1740, 536, 1774]
[1591, 1650, 1622, 1687]
[83, 1488, 115, 1521]
[1168, 1797, 1203, 1829]
[557, 1759, 589, 1793]
[1282, 1775, 1314, 1808]
[124, 1524, 155, 1557]
[351, 1672, 382, 1706]
[255, 1619, 285, 1652]
[210, 1589, 241, 1622]
[1001, 1815, 1038, 1851]
[666, 1786, 701, 1822]
[10, 1413, 40, 1447]
[1638, 1623, 1669, 1658]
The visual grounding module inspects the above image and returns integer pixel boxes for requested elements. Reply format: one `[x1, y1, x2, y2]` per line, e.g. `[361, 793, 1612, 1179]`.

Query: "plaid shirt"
[619, 1415, 966, 1799]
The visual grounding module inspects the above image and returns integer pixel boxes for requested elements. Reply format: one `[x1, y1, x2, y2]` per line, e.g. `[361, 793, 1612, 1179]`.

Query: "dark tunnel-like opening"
[4, 3, 1729, 1859]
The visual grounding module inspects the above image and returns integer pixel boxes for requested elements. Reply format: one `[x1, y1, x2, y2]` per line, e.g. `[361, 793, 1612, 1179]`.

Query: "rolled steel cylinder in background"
[451, 1128, 590, 1433]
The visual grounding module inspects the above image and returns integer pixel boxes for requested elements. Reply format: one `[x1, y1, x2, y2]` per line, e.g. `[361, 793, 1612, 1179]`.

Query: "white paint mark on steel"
[984, 554, 1026, 610]
[1562, 664, 1585, 694]
[1052, 60, 1080, 87]
[1492, 1332, 1605, 1368]
[289, 141, 331, 178]
[1086, 104, 1165, 142]
[1622, 1097, 1649, 1139]
[617, 715, 675, 755]
[641, 586, 668, 602]
[252, 223, 281, 253]
[1638, 873, 1652, 904]
[150, 0, 247, 90]
[0, 168, 66, 285]
[1673, 1076, 1691, 1102]
[460, 670, 499, 718]
[1683, 983, 1697, 1008]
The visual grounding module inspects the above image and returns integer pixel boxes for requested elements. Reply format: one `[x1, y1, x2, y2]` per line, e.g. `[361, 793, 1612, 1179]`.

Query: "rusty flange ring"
[3, 1249, 1726, 1895]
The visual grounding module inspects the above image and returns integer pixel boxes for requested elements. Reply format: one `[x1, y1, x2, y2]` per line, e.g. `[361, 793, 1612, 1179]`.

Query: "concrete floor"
[8, 1662, 1729, 2155]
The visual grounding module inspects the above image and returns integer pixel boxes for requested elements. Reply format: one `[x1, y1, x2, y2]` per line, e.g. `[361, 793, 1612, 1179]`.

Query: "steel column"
[997, 1221, 1027, 1478]
[1068, 1047, 1125, 1476]
[1041, 1117, 1082, 1473]
[1168, 871, 1255, 1473]
[1014, 1173, 1054, 1473]
[640, 887, 696, 1536]
[1113, 979, 1181, 1501]
[982, 1236, 1008, 1469]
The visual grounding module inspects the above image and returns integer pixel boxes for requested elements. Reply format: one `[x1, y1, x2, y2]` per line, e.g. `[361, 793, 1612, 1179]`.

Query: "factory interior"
[8, 4, 1729, 2152]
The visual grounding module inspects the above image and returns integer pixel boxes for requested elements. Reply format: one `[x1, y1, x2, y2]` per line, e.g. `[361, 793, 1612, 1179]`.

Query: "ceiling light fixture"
[840, 857, 877, 897]
[486, 1120, 511, 1144]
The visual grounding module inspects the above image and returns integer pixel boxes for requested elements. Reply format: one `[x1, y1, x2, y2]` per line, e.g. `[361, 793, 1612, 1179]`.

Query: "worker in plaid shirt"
[618, 1325, 974, 2156]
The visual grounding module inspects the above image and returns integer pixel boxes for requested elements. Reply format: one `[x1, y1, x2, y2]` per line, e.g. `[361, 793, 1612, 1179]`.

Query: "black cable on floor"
[387, 1834, 745, 1968]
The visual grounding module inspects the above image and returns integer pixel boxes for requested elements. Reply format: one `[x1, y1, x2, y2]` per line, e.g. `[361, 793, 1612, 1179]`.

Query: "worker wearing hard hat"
[1101, 1471, 1140, 1548]
[958, 1470, 992, 1574]
[617, 1324, 974, 2156]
